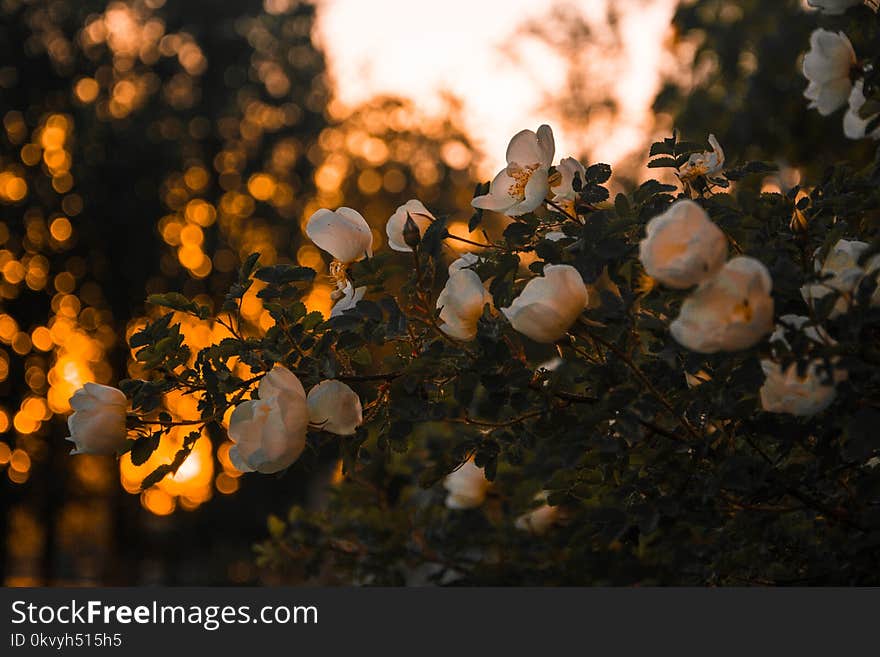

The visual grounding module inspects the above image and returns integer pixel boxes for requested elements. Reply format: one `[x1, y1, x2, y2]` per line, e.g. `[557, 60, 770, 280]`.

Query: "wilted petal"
[330, 280, 366, 317]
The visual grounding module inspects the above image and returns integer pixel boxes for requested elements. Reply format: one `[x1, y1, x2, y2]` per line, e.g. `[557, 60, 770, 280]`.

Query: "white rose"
[801, 239, 880, 318]
[514, 492, 560, 535]
[307, 379, 363, 436]
[843, 80, 880, 141]
[502, 264, 589, 343]
[330, 279, 365, 318]
[639, 200, 728, 289]
[679, 134, 725, 180]
[551, 156, 586, 214]
[803, 29, 856, 116]
[759, 358, 844, 417]
[436, 269, 493, 341]
[443, 459, 490, 509]
[472, 125, 555, 217]
[670, 256, 774, 353]
[385, 199, 435, 252]
[807, 0, 862, 14]
[760, 314, 845, 416]
[228, 365, 309, 474]
[66, 383, 128, 455]
[305, 207, 373, 263]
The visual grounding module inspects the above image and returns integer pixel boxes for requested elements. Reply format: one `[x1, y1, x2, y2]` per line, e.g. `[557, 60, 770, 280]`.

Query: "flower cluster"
[639, 197, 774, 353]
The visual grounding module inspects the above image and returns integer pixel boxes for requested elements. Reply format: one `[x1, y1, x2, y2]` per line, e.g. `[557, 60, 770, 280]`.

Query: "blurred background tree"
[653, 0, 878, 180]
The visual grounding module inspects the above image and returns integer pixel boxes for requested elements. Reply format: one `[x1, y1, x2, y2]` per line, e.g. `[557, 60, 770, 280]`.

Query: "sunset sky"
[315, 0, 678, 174]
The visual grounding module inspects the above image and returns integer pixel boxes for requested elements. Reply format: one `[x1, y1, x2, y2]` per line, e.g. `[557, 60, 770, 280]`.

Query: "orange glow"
[247, 173, 277, 201]
[141, 488, 176, 516]
[31, 327, 53, 352]
[49, 217, 73, 241]
[74, 77, 100, 103]
[303, 283, 334, 318]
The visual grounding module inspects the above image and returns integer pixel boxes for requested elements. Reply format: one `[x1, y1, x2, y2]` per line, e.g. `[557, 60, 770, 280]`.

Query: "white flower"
[66, 383, 128, 455]
[385, 199, 435, 252]
[228, 365, 309, 474]
[472, 125, 555, 217]
[639, 200, 728, 289]
[679, 134, 725, 179]
[803, 29, 856, 116]
[514, 492, 560, 535]
[502, 264, 589, 343]
[305, 207, 373, 263]
[307, 379, 363, 435]
[436, 269, 493, 341]
[670, 256, 774, 353]
[551, 157, 586, 215]
[843, 80, 880, 140]
[801, 239, 880, 319]
[760, 314, 844, 416]
[443, 459, 490, 509]
[330, 279, 365, 318]
[759, 359, 845, 417]
[807, 0, 862, 14]
[448, 252, 482, 275]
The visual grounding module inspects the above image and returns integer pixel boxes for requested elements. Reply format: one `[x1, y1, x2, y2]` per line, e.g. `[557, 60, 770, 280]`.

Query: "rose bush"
[62, 3, 880, 585]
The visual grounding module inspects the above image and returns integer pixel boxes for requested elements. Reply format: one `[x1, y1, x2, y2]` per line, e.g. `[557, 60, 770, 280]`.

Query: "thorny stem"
[544, 198, 582, 223]
[444, 233, 499, 250]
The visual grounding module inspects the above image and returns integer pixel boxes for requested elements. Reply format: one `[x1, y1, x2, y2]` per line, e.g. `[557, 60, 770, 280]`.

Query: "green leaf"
[648, 157, 679, 169]
[130, 432, 161, 466]
[254, 264, 316, 285]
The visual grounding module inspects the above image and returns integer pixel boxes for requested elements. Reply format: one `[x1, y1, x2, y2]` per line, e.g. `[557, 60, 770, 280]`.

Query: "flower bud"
[386, 200, 434, 252]
[403, 214, 421, 250]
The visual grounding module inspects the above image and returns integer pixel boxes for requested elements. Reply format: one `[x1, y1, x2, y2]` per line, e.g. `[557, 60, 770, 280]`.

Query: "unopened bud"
[403, 213, 421, 249]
